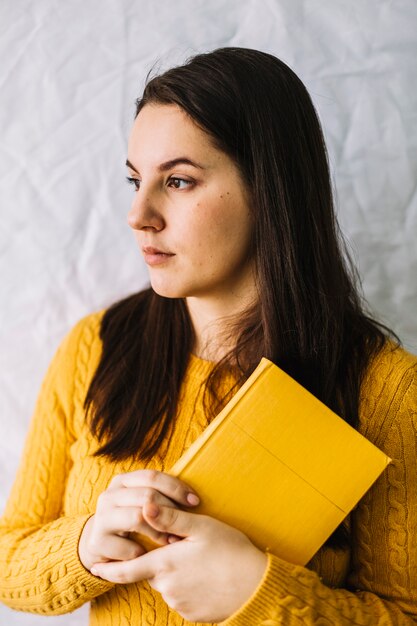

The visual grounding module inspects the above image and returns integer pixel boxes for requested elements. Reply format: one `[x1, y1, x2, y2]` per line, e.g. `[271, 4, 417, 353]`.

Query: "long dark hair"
[85, 49, 397, 544]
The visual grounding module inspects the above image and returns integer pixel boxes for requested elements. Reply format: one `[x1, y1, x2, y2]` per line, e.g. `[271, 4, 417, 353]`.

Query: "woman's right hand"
[78, 469, 200, 572]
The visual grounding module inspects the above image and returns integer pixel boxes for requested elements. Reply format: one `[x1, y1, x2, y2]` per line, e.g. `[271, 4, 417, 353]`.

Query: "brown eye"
[168, 177, 192, 190]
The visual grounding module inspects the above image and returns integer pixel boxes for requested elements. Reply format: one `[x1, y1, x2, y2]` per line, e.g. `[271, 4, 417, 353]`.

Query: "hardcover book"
[139, 358, 391, 565]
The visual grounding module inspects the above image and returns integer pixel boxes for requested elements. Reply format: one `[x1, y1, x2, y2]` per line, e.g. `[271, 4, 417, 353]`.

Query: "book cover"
[138, 358, 391, 565]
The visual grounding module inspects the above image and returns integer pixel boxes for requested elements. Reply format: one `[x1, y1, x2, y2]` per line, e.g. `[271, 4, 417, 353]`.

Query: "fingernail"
[187, 493, 200, 505]
[91, 567, 100, 577]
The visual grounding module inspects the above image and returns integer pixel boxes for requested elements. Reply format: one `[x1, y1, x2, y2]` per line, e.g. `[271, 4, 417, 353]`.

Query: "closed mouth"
[142, 246, 175, 255]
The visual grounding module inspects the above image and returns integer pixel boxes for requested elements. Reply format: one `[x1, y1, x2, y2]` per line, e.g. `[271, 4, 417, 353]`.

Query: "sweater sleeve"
[0, 314, 114, 615]
[220, 351, 417, 626]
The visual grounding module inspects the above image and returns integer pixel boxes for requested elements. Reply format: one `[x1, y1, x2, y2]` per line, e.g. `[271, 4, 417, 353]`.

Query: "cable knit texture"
[0, 311, 416, 625]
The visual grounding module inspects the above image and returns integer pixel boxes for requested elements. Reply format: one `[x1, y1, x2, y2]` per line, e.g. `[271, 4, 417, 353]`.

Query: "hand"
[78, 470, 200, 572]
[90, 502, 268, 623]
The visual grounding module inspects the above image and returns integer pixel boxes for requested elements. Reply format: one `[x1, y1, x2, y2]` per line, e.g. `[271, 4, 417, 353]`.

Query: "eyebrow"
[125, 157, 205, 173]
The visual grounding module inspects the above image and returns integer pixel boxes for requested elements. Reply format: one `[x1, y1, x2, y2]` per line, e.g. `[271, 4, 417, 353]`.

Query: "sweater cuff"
[220, 553, 300, 626]
[46, 514, 114, 609]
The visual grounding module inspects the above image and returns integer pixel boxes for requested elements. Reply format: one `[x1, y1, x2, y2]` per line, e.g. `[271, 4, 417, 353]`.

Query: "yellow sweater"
[1, 310, 417, 625]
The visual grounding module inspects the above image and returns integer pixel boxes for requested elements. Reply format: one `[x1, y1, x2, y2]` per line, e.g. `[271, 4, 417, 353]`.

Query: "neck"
[186, 291, 256, 362]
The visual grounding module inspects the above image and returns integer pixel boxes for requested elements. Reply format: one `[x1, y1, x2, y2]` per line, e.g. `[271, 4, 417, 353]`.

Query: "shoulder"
[57, 309, 105, 365]
[358, 341, 417, 446]
[43, 310, 106, 414]
[362, 341, 417, 399]
[59, 289, 153, 383]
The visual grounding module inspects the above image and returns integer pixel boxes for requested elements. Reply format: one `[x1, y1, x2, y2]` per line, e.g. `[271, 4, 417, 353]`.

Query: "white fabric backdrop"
[1, 0, 416, 623]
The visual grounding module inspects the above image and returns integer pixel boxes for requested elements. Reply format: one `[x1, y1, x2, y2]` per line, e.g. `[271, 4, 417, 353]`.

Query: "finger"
[108, 470, 200, 507]
[142, 502, 197, 538]
[91, 547, 163, 584]
[88, 535, 146, 563]
[102, 508, 169, 543]
[111, 487, 178, 509]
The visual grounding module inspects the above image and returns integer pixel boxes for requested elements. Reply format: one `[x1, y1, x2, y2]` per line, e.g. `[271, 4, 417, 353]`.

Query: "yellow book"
[140, 358, 391, 565]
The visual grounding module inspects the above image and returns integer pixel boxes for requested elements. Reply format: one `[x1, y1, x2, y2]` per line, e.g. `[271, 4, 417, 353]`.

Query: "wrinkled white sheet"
[0, 0, 416, 623]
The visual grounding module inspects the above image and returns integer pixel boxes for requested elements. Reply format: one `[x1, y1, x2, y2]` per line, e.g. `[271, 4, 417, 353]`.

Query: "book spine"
[169, 359, 272, 477]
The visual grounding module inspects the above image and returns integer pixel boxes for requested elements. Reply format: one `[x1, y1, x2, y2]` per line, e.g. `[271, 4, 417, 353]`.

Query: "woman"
[0, 47, 416, 625]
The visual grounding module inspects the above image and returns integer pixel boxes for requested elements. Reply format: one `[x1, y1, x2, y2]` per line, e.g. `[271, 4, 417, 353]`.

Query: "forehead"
[128, 104, 218, 163]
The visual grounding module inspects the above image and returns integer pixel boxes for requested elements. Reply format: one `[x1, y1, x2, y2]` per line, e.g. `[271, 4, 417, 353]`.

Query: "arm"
[0, 314, 114, 615]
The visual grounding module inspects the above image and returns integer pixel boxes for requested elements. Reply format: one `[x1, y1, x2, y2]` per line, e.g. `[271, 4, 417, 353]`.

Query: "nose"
[127, 189, 165, 232]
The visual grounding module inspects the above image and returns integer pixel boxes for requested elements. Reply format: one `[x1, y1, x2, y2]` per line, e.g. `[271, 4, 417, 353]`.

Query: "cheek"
[211, 207, 252, 254]
[198, 198, 246, 237]
[181, 194, 252, 261]
[182, 206, 221, 250]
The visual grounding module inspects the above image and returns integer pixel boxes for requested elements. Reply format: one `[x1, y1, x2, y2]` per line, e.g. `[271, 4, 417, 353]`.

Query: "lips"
[142, 246, 174, 255]
[142, 245, 175, 267]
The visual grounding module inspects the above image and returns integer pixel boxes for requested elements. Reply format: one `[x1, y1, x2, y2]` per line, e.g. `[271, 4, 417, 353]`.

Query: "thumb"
[143, 502, 199, 538]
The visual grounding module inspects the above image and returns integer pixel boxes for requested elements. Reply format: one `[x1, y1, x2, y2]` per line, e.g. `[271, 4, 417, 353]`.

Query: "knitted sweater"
[0, 311, 416, 625]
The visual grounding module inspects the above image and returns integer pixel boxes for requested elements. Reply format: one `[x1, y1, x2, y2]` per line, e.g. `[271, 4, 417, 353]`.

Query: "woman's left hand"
[91, 502, 268, 623]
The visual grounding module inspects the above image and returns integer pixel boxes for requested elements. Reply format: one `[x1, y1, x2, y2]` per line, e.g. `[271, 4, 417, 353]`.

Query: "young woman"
[0, 47, 416, 625]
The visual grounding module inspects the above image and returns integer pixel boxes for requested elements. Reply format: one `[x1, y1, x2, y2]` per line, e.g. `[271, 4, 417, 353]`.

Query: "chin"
[149, 280, 188, 299]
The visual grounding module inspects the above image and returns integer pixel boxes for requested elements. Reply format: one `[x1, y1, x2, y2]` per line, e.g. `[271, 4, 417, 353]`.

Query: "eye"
[126, 176, 140, 191]
[167, 177, 193, 190]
